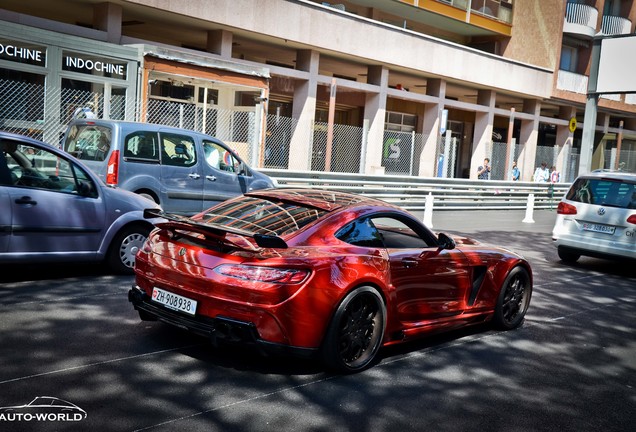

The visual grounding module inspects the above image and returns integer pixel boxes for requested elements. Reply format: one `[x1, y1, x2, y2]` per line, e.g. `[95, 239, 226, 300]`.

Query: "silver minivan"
[63, 120, 276, 215]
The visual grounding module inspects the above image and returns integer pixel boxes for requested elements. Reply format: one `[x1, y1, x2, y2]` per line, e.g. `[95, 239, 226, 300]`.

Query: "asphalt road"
[0, 209, 634, 432]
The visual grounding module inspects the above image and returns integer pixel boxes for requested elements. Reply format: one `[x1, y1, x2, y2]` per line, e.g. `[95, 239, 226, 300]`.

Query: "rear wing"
[143, 208, 288, 249]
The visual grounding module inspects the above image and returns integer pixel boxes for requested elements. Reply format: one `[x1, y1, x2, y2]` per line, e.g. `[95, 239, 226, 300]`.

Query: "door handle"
[401, 258, 417, 268]
[188, 173, 201, 179]
[205, 175, 217, 181]
[15, 196, 37, 205]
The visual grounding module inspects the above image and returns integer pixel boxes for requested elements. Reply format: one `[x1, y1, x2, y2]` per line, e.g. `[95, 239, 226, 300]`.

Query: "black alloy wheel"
[322, 286, 386, 373]
[494, 266, 532, 330]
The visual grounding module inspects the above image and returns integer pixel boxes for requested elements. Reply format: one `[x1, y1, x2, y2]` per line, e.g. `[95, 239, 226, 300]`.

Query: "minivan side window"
[160, 133, 196, 167]
[64, 125, 112, 162]
[203, 140, 239, 173]
[124, 132, 159, 162]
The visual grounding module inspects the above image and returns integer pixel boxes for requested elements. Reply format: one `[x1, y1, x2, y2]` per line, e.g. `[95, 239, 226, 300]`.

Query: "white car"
[552, 171, 636, 263]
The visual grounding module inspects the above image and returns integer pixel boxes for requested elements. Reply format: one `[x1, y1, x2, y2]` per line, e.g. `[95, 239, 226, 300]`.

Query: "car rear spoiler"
[143, 208, 288, 249]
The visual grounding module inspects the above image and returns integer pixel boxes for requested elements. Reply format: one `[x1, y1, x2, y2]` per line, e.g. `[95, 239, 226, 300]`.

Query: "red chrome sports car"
[129, 189, 532, 372]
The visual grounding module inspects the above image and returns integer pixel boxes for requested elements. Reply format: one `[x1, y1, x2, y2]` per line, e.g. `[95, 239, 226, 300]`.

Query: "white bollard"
[522, 193, 535, 223]
[424, 192, 434, 228]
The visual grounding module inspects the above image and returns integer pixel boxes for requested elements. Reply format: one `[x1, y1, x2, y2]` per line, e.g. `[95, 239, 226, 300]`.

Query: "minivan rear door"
[159, 131, 204, 215]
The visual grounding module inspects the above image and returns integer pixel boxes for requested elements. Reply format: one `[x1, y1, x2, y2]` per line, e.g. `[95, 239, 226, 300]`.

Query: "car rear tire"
[558, 248, 580, 263]
[107, 225, 151, 275]
[493, 266, 532, 330]
[321, 286, 386, 373]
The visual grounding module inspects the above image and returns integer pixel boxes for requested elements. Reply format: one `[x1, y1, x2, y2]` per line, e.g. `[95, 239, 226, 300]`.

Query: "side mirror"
[237, 162, 249, 176]
[77, 181, 94, 197]
[437, 232, 456, 250]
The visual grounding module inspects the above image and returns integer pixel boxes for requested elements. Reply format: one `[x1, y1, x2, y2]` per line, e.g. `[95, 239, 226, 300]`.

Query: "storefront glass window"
[61, 78, 104, 124]
[0, 69, 45, 138]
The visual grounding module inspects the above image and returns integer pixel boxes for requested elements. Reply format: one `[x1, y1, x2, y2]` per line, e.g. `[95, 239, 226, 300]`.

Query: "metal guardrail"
[261, 169, 570, 211]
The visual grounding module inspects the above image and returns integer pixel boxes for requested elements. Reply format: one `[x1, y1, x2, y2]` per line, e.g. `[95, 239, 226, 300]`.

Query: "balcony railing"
[600, 15, 632, 35]
[557, 70, 588, 95]
[563, 2, 598, 38]
[625, 94, 636, 105]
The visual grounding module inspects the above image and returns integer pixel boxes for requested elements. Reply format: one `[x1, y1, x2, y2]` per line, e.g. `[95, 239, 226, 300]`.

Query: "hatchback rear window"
[64, 125, 112, 162]
[566, 178, 636, 209]
[199, 196, 327, 237]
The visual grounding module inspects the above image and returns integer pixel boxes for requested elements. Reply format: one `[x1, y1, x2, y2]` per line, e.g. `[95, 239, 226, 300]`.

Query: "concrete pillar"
[418, 79, 445, 177]
[470, 90, 495, 179]
[93, 2, 122, 44]
[517, 99, 541, 181]
[556, 106, 576, 182]
[363, 65, 388, 173]
[207, 30, 233, 58]
[289, 50, 319, 170]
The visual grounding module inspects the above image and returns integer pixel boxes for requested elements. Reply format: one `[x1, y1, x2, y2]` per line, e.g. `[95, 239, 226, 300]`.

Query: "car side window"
[2, 142, 97, 197]
[160, 133, 196, 167]
[124, 132, 159, 161]
[335, 217, 384, 248]
[203, 140, 240, 173]
[371, 217, 433, 249]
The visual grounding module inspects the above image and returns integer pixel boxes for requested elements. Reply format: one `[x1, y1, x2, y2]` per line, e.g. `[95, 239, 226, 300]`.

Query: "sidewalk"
[409, 209, 558, 235]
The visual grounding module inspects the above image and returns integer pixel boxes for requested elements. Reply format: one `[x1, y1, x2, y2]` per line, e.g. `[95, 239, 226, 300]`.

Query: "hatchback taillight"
[627, 215, 636, 225]
[106, 150, 119, 186]
[557, 202, 577, 215]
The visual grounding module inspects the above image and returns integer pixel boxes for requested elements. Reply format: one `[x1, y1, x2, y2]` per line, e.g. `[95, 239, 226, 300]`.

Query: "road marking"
[0, 343, 205, 385]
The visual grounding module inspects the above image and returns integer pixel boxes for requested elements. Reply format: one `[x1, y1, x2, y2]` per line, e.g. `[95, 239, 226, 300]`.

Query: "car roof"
[0, 131, 60, 151]
[579, 171, 636, 182]
[245, 188, 396, 212]
[68, 119, 216, 139]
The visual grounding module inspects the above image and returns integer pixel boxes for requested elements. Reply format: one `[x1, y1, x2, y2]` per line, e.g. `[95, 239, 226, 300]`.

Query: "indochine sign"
[63, 50, 127, 80]
[0, 39, 46, 66]
[0, 38, 127, 80]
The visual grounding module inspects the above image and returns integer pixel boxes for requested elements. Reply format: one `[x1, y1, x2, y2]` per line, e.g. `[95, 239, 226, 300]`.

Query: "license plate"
[152, 287, 197, 315]
[582, 223, 615, 235]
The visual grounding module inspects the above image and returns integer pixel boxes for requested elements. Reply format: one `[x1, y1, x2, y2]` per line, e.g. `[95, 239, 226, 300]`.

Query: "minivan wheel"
[138, 192, 159, 205]
[558, 248, 580, 263]
[107, 225, 151, 274]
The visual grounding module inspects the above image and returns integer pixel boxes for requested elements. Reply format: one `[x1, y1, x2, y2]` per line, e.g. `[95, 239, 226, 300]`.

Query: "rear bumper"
[128, 285, 317, 358]
[553, 234, 636, 260]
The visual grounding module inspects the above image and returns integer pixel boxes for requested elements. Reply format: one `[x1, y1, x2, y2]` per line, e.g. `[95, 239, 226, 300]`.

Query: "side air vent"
[468, 266, 488, 306]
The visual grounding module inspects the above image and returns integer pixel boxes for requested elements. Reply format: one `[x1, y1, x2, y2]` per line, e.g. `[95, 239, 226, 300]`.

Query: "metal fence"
[145, 99, 259, 165]
[0, 77, 615, 179]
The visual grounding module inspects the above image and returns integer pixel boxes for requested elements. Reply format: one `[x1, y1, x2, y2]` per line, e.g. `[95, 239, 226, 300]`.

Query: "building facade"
[1, 0, 635, 180]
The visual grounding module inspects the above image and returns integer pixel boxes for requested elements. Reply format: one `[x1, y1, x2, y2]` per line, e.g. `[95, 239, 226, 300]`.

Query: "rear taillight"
[557, 202, 577, 215]
[106, 150, 119, 186]
[215, 264, 309, 284]
[627, 215, 636, 225]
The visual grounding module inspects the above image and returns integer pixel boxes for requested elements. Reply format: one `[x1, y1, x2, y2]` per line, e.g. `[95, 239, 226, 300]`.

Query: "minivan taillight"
[557, 202, 577, 215]
[106, 150, 119, 186]
[627, 215, 636, 225]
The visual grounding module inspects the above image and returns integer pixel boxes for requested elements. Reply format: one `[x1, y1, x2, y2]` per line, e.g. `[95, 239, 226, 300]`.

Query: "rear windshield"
[566, 177, 636, 209]
[64, 125, 112, 162]
[198, 196, 327, 237]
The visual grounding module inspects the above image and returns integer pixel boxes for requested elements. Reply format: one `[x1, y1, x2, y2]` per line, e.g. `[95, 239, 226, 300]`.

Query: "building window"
[385, 111, 417, 132]
[559, 45, 578, 72]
